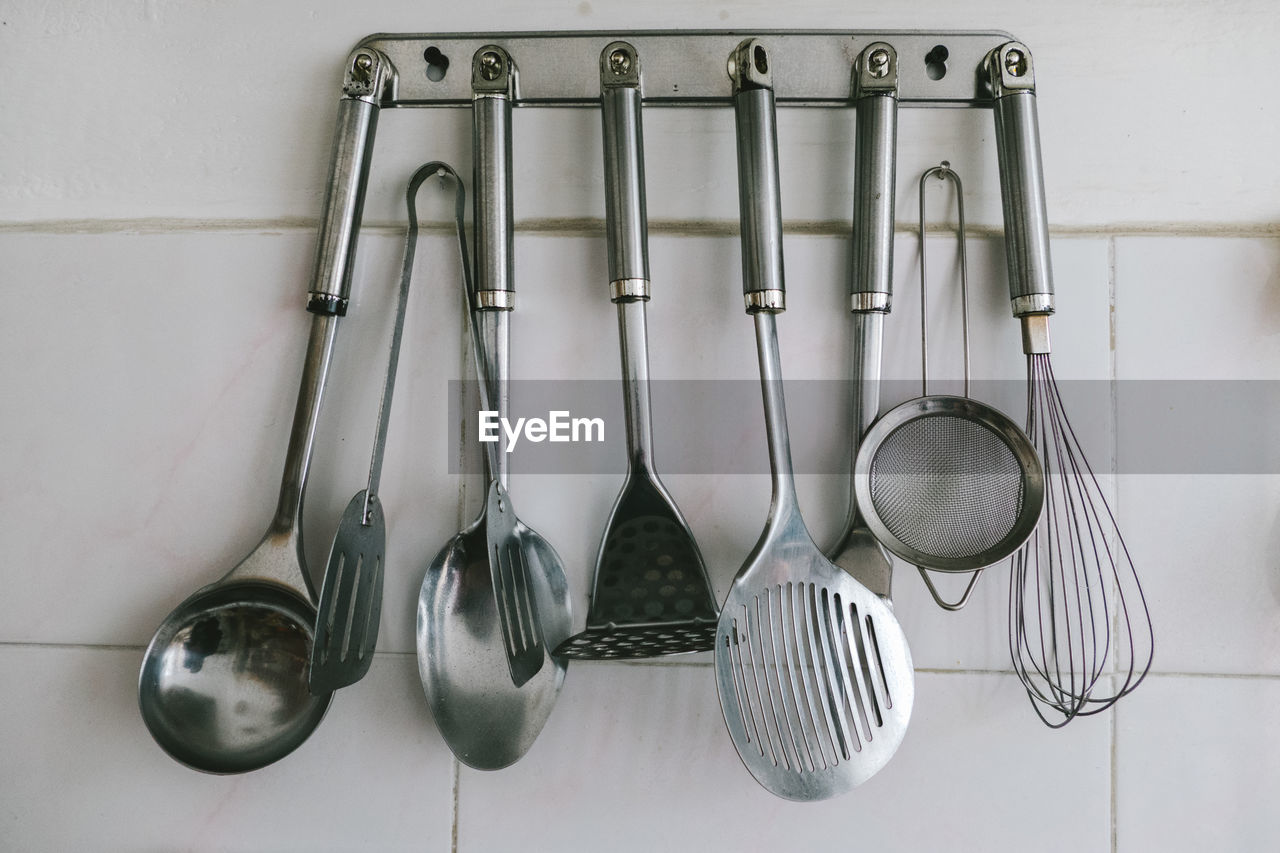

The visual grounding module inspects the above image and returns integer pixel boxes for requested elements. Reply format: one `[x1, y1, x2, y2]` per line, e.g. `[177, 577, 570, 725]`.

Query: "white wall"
[3, 2, 1278, 851]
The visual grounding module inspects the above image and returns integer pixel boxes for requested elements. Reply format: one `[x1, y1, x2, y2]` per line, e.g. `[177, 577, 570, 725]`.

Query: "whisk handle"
[850, 42, 898, 313]
[987, 42, 1055, 319]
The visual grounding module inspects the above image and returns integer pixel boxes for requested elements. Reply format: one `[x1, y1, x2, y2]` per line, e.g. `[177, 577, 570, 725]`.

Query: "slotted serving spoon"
[714, 40, 914, 803]
[555, 42, 718, 660]
[415, 156, 571, 770]
[308, 163, 439, 693]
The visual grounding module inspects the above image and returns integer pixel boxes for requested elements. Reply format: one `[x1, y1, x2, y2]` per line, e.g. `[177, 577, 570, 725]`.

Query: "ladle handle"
[306, 49, 390, 316]
[273, 50, 390, 533]
[472, 46, 516, 487]
[601, 43, 657, 468]
[987, 42, 1055, 320]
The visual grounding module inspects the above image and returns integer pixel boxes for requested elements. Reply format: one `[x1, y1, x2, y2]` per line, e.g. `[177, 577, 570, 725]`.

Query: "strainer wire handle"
[916, 161, 982, 605]
[916, 565, 983, 611]
[918, 162, 970, 398]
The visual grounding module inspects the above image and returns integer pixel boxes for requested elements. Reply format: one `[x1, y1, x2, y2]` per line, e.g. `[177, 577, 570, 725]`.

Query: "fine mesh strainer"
[854, 163, 1043, 578]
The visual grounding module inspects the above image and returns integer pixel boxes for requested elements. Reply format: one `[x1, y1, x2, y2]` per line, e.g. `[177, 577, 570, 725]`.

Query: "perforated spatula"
[307, 163, 427, 694]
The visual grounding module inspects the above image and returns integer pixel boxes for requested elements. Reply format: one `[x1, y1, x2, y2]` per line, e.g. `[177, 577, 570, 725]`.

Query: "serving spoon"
[415, 156, 571, 770]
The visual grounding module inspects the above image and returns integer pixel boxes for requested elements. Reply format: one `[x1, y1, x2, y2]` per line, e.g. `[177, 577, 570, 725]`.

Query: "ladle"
[136, 52, 387, 773]
[137, 312, 336, 774]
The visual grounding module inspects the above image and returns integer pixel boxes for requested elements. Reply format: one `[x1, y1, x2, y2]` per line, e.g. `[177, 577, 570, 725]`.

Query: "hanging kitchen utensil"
[828, 42, 898, 601]
[903, 162, 984, 610]
[414, 158, 572, 769]
[986, 41, 1153, 726]
[309, 150, 431, 694]
[555, 42, 719, 661]
[415, 55, 571, 771]
[138, 47, 391, 773]
[853, 160, 1044, 576]
[714, 39, 914, 803]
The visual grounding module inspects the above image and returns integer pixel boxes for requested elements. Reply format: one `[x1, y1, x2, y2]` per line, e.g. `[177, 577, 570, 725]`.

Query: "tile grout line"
[1111, 697, 1119, 853]
[3, 217, 1280, 239]
[1109, 234, 1122, 671]
[1109, 234, 1121, 853]
[451, 757, 460, 853]
[0, 640, 1271, 675]
[1, 642, 1277, 681]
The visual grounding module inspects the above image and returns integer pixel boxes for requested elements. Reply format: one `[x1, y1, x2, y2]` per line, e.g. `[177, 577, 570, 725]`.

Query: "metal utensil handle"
[360, 163, 448, 520]
[849, 42, 898, 312]
[731, 40, 800, 516]
[918, 162, 970, 398]
[986, 42, 1055, 318]
[307, 49, 390, 316]
[601, 42, 650, 294]
[917, 565, 983, 611]
[600, 42, 658, 466]
[732, 39, 785, 314]
[415, 163, 503, 480]
[270, 314, 338, 535]
[915, 163, 984, 605]
[472, 47, 516, 486]
[472, 46, 516, 306]
[271, 51, 390, 532]
[848, 42, 898, 458]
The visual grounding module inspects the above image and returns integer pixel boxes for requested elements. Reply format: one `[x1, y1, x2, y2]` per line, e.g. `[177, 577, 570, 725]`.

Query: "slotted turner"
[308, 160, 433, 694]
[714, 39, 914, 802]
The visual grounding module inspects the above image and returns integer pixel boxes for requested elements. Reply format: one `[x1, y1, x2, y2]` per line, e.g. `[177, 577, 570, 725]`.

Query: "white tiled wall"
[3, 2, 1278, 851]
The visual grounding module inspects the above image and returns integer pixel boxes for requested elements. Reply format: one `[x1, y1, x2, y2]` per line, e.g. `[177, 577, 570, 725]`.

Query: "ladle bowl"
[138, 534, 332, 774]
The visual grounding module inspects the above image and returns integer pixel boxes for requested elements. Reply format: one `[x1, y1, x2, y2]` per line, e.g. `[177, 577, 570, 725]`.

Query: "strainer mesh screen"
[868, 414, 1025, 559]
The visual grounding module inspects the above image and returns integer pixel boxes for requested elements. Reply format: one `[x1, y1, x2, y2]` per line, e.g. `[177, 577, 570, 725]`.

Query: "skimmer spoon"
[714, 40, 914, 802]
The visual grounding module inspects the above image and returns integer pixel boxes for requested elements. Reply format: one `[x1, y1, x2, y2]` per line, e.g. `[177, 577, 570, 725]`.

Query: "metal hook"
[917, 161, 970, 398]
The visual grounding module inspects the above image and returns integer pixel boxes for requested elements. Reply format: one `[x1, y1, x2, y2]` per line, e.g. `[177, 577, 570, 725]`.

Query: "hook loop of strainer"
[852, 163, 1045, 577]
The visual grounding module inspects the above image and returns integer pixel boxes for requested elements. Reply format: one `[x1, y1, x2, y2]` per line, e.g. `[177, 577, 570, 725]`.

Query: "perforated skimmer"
[854, 162, 1044, 579]
[714, 40, 913, 802]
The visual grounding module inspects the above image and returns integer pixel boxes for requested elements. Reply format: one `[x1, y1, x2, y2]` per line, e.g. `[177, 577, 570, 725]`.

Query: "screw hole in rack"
[924, 44, 948, 80]
[424, 46, 449, 82]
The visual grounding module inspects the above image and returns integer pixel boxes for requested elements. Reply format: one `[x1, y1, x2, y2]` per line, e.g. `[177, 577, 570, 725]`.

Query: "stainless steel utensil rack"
[305, 29, 1036, 316]
[359, 30, 1015, 107]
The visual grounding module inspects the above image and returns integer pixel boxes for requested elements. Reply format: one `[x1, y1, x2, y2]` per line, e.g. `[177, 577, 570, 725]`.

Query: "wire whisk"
[985, 40, 1154, 726]
[1009, 350, 1154, 726]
